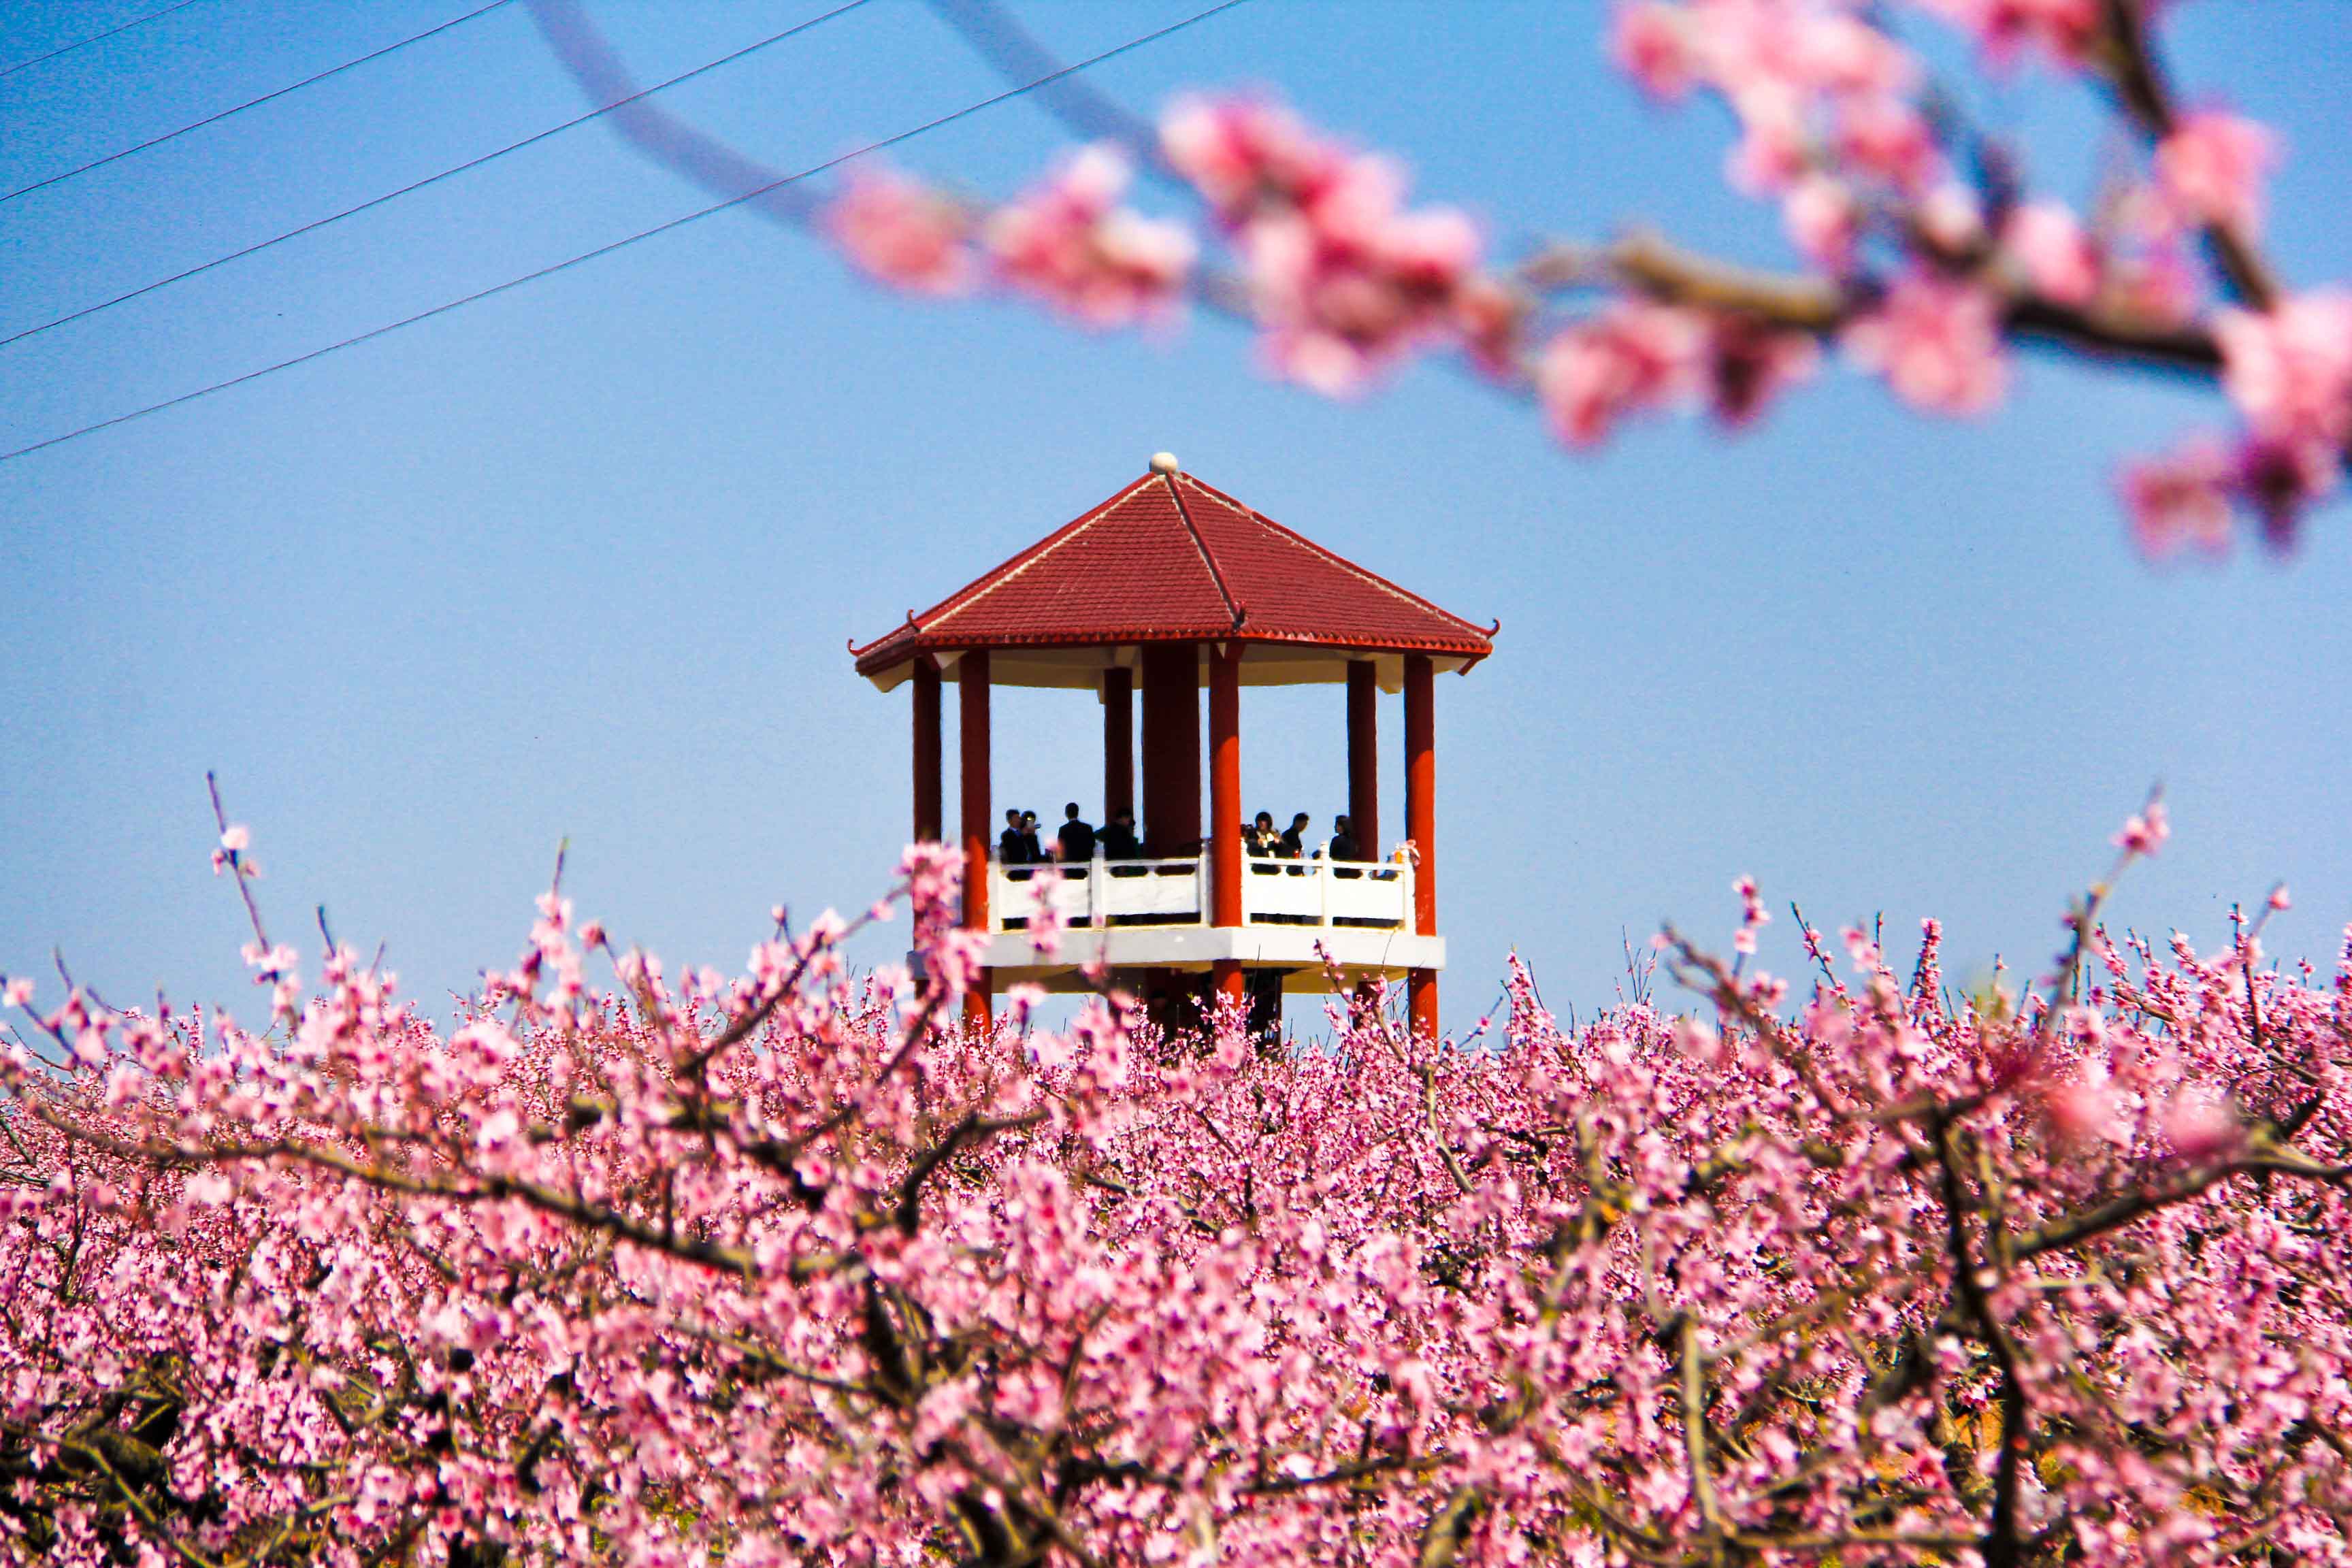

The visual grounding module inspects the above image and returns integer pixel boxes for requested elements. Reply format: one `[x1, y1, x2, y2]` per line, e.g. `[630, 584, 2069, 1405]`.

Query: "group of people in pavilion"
[998, 804, 1140, 866]
[994, 804, 1373, 865]
[1243, 811, 1361, 863]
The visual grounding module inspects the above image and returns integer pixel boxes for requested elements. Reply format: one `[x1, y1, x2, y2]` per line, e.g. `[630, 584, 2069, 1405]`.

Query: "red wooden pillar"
[1102, 666, 1134, 821]
[1346, 657, 1381, 1017]
[911, 657, 942, 843]
[1139, 642, 1200, 856]
[1346, 659, 1378, 857]
[958, 651, 993, 1033]
[1404, 653, 1437, 1039]
[1209, 644, 1245, 1004]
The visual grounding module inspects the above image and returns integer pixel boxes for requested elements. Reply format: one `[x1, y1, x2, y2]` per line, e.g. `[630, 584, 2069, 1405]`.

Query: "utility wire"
[0, 0, 208, 80]
[0, 0, 516, 206]
[0, 0, 874, 350]
[0, 0, 1250, 466]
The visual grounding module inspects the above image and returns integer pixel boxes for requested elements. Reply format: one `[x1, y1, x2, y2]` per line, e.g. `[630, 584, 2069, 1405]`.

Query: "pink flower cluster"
[1538, 301, 1819, 443]
[1612, 4, 2025, 416]
[985, 146, 1196, 327]
[1845, 268, 2008, 414]
[6, 832, 2352, 1565]
[2156, 112, 2277, 240]
[1614, 2, 1938, 223]
[824, 167, 973, 296]
[1921, 0, 2104, 67]
[2125, 294, 2352, 555]
[826, 146, 1194, 323]
[1603, 4, 2334, 550]
[1161, 96, 1486, 393]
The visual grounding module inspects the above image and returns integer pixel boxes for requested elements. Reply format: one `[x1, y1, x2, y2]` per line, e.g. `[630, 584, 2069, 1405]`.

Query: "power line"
[0, 0, 875, 350]
[0, 0, 516, 206]
[0, 0, 208, 80]
[0, 0, 1251, 466]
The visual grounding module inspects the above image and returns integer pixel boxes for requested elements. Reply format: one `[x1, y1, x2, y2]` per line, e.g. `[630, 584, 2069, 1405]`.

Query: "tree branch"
[2096, 0, 2281, 309]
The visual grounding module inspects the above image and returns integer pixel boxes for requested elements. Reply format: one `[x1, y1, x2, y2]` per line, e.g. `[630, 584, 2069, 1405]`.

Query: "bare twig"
[205, 772, 272, 960]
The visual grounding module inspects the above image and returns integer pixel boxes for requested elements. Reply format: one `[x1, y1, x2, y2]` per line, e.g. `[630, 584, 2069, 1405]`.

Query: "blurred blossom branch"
[534, 0, 2351, 560]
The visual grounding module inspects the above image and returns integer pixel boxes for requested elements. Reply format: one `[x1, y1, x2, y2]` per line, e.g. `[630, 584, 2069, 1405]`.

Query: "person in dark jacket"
[1057, 802, 1096, 862]
[1097, 807, 1141, 860]
[1328, 814, 1358, 862]
[998, 808, 1030, 864]
[1278, 812, 1311, 859]
[1246, 811, 1277, 855]
[1019, 811, 1044, 864]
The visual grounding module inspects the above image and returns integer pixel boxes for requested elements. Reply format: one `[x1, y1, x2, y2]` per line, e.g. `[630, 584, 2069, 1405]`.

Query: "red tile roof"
[851, 467, 1496, 677]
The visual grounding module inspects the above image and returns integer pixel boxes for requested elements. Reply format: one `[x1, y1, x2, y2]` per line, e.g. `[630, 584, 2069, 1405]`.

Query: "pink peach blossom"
[2114, 798, 2170, 855]
[1838, 93, 1939, 193]
[823, 167, 974, 295]
[1723, 80, 1810, 195]
[2045, 1075, 2125, 1147]
[1613, 2, 1697, 99]
[2162, 1088, 2242, 1163]
[1844, 270, 2007, 414]
[2155, 111, 2277, 237]
[1916, 181, 1989, 253]
[1159, 95, 1344, 224]
[2233, 432, 2342, 551]
[1923, 0, 2103, 67]
[1782, 174, 1858, 269]
[2004, 199, 2101, 306]
[1537, 302, 1706, 444]
[1161, 97, 1488, 391]
[2121, 437, 2239, 559]
[984, 144, 1194, 327]
[2216, 290, 2352, 451]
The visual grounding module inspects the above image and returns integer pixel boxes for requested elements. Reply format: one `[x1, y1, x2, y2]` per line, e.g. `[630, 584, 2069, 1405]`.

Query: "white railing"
[990, 854, 1414, 934]
[1239, 856, 1411, 927]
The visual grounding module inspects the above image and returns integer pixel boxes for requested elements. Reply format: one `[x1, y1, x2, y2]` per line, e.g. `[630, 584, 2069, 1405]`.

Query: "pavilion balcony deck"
[978, 855, 1445, 992]
[992, 855, 1417, 931]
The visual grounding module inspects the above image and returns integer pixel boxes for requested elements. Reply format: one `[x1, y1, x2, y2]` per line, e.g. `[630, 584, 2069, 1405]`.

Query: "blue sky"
[3, 0, 2349, 1034]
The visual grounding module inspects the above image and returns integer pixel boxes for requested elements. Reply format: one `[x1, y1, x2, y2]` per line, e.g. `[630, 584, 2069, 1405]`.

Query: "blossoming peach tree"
[2, 782, 2349, 1565]
[700, 0, 2342, 559]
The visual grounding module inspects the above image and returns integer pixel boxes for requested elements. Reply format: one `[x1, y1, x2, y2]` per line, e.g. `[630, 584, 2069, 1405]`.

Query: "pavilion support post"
[959, 651, 992, 1034]
[912, 658, 942, 844]
[1102, 666, 1134, 823]
[1139, 642, 1200, 857]
[1346, 659, 1379, 856]
[1346, 657, 1380, 1015]
[1404, 653, 1437, 1040]
[1209, 644, 1244, 1006]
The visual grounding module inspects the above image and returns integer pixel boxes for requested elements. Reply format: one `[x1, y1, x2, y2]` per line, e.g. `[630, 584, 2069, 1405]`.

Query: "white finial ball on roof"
[1149, 451, 1180, 474]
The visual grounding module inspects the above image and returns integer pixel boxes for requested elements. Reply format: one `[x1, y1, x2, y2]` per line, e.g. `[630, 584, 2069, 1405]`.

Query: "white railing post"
[1090, 857, 1108, 928]
[1316, 860, 1330, 926]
